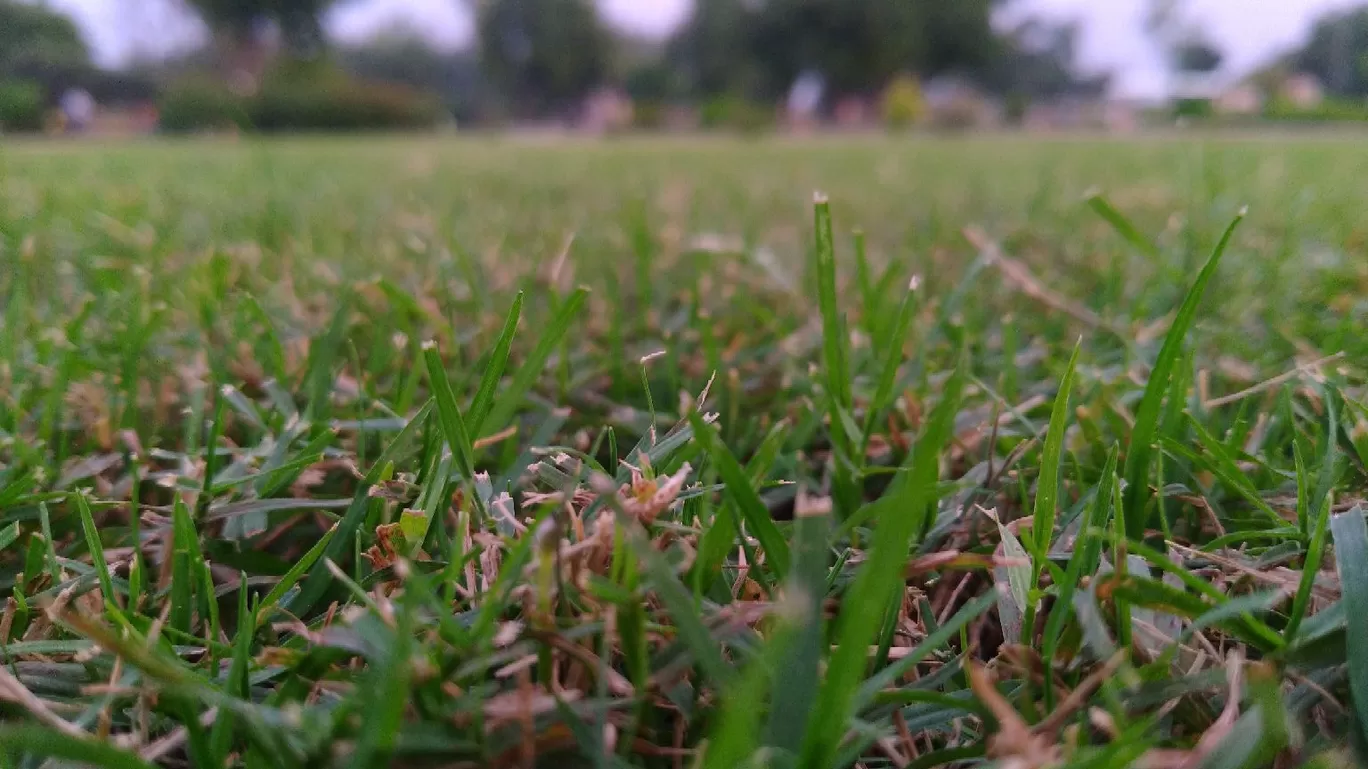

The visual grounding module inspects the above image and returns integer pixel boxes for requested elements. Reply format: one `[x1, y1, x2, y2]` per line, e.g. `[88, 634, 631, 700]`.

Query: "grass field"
[0, 135, 1366, 768]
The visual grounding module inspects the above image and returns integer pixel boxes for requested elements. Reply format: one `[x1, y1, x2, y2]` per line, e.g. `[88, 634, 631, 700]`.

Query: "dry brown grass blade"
[967, 661, 1061, 769]
[1034, 651, 1127, 736]
[964, 227, 1114, 333]
[1202, 351, 1345, 409]
[0, 664, 87, 739]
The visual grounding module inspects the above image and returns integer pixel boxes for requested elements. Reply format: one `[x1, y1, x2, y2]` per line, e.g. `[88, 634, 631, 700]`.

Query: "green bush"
[158, 80, 246, 133]
[880, 75, 924, 131]
[249, 73, 444, 132]
[0, 81, 45, 133]
[632, 101, 666, 131]
[928, 99, 983, 133]
[158, 69, 445, 133]
[699, 95, 773, 135]
[1264, 98, 1368, 123]
[1172, 97, 1214, 119]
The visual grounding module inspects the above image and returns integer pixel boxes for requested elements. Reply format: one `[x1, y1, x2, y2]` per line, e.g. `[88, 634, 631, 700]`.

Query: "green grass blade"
[423, 343, 479, 486]
[702, 650, 772, 769]
[168, 497, 196, 633]
[812, 195, 860, 517]
[1042, 447, 1116, 709]
[0, 725, 157, 769]
[1122, 209, 1245, 540]
[1087, 191, 1162, 261]
[467, 290, 523, 436]
[210, 574, 252, 763]
[289, 400, 432, 618]
[764, 495, 830, 753]
[73, 493, 117, 613]
[347, 591, 413, 768]
[481, 285, 588, 434]
[1034, 338, 1081, 560]
[687, 409, 790, 584]
[853, 590, 996, 708]
[862, 275, 920, 445]
[258, 523, 338, 622]
[798, 359, 965, 769]
[1288, 390, 1339, 641]
[0, 521, 18, 552]
[630, 526, 734, 688]
[303, 299, 352, 422]
[812, 194, 852, 413]
[1330, 505, 1368, 746]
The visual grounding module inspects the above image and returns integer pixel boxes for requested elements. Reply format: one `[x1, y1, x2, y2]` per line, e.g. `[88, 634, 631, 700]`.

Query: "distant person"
[61, 88, 96, 134]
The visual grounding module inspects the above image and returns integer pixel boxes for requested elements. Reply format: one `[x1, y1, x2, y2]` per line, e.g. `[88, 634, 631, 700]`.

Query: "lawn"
[0, 134, 1365, 768]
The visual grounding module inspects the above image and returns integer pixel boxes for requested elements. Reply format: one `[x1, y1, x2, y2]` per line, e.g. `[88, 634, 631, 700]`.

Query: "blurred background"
[3, 0, 1368, 136]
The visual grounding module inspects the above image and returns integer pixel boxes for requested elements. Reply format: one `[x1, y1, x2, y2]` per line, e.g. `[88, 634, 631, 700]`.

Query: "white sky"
[55, 0, 1367, 97]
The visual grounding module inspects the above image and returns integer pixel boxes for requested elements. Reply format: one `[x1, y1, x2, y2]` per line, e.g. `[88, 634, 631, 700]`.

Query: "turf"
[0, 135, 1365, 768]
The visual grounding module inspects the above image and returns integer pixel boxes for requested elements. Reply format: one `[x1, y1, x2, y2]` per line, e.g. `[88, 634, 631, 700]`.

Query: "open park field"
[1, 135, 1366, 767]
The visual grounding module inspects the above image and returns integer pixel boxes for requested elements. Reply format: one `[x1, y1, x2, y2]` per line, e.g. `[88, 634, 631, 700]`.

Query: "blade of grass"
[466, 290, 523, 436]
[629, 526, 734, 688]
[861, 275, 920, 449]
[686, 409, 789, 585]
[1121, 208, 1245, 540]
[1288, 390, 1339, 641]
[701, 647, 772, 769]
[481, 286, 588, 435]
[1034, 338, 1081, 560]
[73, 493, 117, 615]
[798, 359, 965, 769]
[0, 521, 18, 552]
[347, 588, 413, 768]
[812, 195, 860, 518]
[210, 574, 253, 764]
[765, 495, 830, 753]
[1043, 444, 1118, 708]
[256, 523, 338, 623]
[289, 400, 432, 618]
[423, 343, 479, 490]
[1087, 191, 1163, 261]
[1330, 504, 1368, 745]
[0, 725, 157, 769]
[854, 590, 996, 709]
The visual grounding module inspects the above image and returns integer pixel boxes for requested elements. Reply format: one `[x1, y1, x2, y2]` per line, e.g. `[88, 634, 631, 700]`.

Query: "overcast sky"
[55, 0, 1366, 97]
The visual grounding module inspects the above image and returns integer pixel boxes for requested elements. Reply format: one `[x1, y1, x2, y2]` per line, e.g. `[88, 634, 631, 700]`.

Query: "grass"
[0, 133, 1366, 768]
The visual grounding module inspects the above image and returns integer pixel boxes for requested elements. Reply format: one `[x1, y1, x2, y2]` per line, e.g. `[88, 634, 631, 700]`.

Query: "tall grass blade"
[1034, 338, 1081, 560]
[467, 290, 523, 436]
[687, 410, 789, 584]
[481, 285, 588, 434]
[1331, 505, 1368, 745]
[798, 360, 964, 769]
[1121, 209, 1245, 539]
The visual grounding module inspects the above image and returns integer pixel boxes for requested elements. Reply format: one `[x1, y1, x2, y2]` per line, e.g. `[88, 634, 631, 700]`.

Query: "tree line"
[9, 0, 1368, 122]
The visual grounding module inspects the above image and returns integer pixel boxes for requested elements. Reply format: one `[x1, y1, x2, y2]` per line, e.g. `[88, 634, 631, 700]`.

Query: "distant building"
[60, 89, 96, 133]
[922, 75, 998, 129]
[832, 96, 872, 130]
[580, 88, 634, 134]
[1282, 74, 1324, 109]
[1216, 83, 1262, 115]
[784, 71, 825, 132]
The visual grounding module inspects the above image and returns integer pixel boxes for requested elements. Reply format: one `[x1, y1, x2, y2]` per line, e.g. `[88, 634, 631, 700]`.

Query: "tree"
[0, 0, 91, 74]
[181, 0, 338, 59]
[340, 25, 486, 120]
[666, 0, 762, 98]
[1144, 0, 1224, 96]
[667, 0, 1008, 105]
[472, 0, 614, 118]
[1292, 7, 1368, 97]
[986, 19, 1110, 101]
[0, 1, 144, 105]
